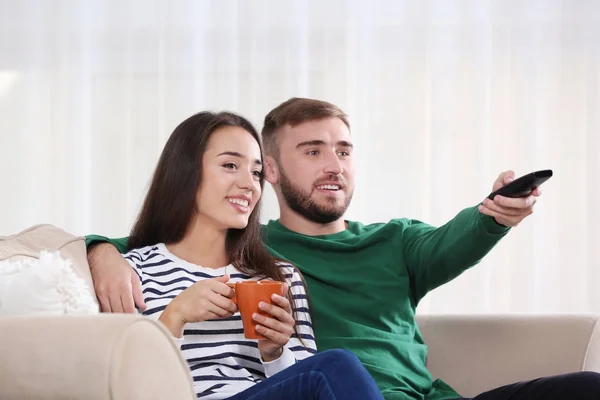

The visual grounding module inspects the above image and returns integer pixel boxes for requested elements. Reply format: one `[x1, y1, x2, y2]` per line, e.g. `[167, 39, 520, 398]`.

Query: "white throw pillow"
[0, 251, 99, 316]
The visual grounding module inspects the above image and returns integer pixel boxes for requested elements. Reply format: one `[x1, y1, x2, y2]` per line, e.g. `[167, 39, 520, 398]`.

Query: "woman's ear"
[263, 155, 279, 185]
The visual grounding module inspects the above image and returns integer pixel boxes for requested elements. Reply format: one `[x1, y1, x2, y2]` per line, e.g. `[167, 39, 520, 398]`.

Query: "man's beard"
[279, 169, 353, 225]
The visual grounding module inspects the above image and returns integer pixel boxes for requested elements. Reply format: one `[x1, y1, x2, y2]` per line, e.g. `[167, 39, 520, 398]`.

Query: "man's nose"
[324, 153, 343, 175]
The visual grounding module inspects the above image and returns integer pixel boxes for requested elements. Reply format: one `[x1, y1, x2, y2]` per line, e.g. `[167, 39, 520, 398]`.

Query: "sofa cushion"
[0, 224, 99, 314]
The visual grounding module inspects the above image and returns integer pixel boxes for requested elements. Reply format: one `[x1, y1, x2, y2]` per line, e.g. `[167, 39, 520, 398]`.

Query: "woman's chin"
[225, 218, 250, 230]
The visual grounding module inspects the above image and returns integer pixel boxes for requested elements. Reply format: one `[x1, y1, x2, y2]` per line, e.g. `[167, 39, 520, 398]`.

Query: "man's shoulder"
[261, 221, 274, 232]
[261, 219, 285, 229]
[261, 220, 292, 240]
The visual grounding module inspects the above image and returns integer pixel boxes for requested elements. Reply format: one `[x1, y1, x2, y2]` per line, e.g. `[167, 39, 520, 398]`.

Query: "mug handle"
[226, 283, 237, 304]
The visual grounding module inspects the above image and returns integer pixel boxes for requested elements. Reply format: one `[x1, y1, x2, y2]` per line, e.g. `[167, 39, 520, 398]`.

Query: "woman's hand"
[159, 274, 237, 338]
[253, 283, 295, 362]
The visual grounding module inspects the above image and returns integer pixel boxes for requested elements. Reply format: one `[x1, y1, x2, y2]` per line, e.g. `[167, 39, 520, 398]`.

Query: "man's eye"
[338, 151, 350, 157]
[307, 150, 319, 156]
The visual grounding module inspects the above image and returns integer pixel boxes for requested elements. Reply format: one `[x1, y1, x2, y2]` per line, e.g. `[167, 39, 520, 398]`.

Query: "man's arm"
[86, 235, 145, 313]
[403, 170, 540, 305]
[402, 206, 509, 305]
[85, 235, 129, 253]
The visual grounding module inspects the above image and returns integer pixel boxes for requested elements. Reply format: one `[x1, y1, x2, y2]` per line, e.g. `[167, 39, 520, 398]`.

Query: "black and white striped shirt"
[124, 243, 317, 399]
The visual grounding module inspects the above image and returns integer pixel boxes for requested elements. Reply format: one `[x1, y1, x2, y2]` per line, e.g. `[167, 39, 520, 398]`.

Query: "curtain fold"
[1, 0, 598, 313]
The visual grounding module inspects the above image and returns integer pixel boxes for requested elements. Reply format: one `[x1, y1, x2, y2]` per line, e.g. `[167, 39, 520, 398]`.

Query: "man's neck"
[167, 217, 229, 269]
[278, 209, 347, 236]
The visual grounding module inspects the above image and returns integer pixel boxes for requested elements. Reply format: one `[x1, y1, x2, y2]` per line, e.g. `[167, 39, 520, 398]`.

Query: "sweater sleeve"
[261, 264, 317, 377]
[85, 235, 129, 253]
[400, 205, 510, 305]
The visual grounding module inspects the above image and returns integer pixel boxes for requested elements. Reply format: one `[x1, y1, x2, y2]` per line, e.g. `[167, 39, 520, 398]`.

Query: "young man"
[86, 98, 600, 399]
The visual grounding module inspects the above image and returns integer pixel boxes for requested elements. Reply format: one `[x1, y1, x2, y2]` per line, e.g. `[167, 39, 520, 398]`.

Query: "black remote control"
[488, 169, 553, 200]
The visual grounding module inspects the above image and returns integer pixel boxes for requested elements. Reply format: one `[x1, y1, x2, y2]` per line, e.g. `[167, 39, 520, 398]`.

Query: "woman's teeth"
[228, 198, 249, 207]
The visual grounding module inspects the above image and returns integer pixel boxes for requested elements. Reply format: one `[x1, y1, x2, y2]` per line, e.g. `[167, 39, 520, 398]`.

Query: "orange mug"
[226, 280, 285, 339]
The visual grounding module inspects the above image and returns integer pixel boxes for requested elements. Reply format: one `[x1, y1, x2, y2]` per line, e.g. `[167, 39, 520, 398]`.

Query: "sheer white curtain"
[1, 0, 598, 314]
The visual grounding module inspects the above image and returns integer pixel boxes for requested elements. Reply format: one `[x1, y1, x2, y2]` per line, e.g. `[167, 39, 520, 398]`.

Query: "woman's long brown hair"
[127, 111, 306, 343]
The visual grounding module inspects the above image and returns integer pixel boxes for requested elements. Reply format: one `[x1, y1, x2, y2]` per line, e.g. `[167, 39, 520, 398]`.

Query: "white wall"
[1, 0, 599, 314]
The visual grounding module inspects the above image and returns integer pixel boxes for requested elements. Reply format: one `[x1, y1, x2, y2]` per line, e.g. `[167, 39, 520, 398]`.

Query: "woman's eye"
[253, 170, 263, 178]
[223, 163, 237, 170]
[338, 151, 350, 157]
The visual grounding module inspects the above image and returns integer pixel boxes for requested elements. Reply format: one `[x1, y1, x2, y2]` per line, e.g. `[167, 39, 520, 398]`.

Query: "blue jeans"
[228, 349, 384, 400]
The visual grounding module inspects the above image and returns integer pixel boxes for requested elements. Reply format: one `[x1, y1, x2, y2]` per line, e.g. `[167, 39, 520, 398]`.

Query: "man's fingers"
[120, 288, 137, 313]
[131, 272, 147, 311]
[88, 244, 140, 314]
[121, 296, 136, 314]
[496, 170, 515, 184]
[478, 205, 519, 227]
[483, 170, 539, 227]
[492, 170, 515, 192]
[482, 199, 526, 216]
[97, 293, 112, 313]
[503, 170, 515, 184]
[493, 195, 536, 209]
[109, 294, 125, 313]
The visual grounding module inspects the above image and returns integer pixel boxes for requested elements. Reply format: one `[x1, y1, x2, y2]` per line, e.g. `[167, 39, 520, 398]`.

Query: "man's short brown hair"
[261, 97, 350, 159]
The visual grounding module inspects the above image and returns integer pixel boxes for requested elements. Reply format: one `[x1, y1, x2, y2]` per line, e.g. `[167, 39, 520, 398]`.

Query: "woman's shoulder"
[274, 260, 307, 287]
[123, 243, 162, 262]
[274, 259, 296, 275]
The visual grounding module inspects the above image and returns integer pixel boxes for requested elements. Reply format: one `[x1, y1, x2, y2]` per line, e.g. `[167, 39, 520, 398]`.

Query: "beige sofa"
[2, 225, 600, 399]
[2, 314, 600, 399]
[418, 314, 600, 395]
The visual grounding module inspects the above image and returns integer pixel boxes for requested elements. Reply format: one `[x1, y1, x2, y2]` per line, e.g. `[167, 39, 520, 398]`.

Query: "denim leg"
[228, 349, 384, 400]
[455, 371, 600, 400]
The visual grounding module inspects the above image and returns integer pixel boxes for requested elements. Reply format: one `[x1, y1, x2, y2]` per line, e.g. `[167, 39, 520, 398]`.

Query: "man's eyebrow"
[296, 140, 325, 149]
[295, 140, 354, 148]
[217, 151, 262, 165]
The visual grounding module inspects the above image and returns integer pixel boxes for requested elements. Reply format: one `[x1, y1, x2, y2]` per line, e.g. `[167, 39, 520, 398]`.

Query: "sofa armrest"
[0, 314, 195, 400]
[416, 314, 600, 397]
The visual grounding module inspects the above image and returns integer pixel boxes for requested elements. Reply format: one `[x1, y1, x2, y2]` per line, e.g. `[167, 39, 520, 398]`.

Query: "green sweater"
[86, 205, 509, 400]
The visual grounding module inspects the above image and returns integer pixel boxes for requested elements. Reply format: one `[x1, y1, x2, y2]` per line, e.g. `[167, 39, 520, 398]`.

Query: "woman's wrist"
[260, 347, 284, 362]
[159, 303, 186, 338]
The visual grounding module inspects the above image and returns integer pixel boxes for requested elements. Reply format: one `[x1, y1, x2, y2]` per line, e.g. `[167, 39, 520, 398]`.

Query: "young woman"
[122, 111, 384, 399]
